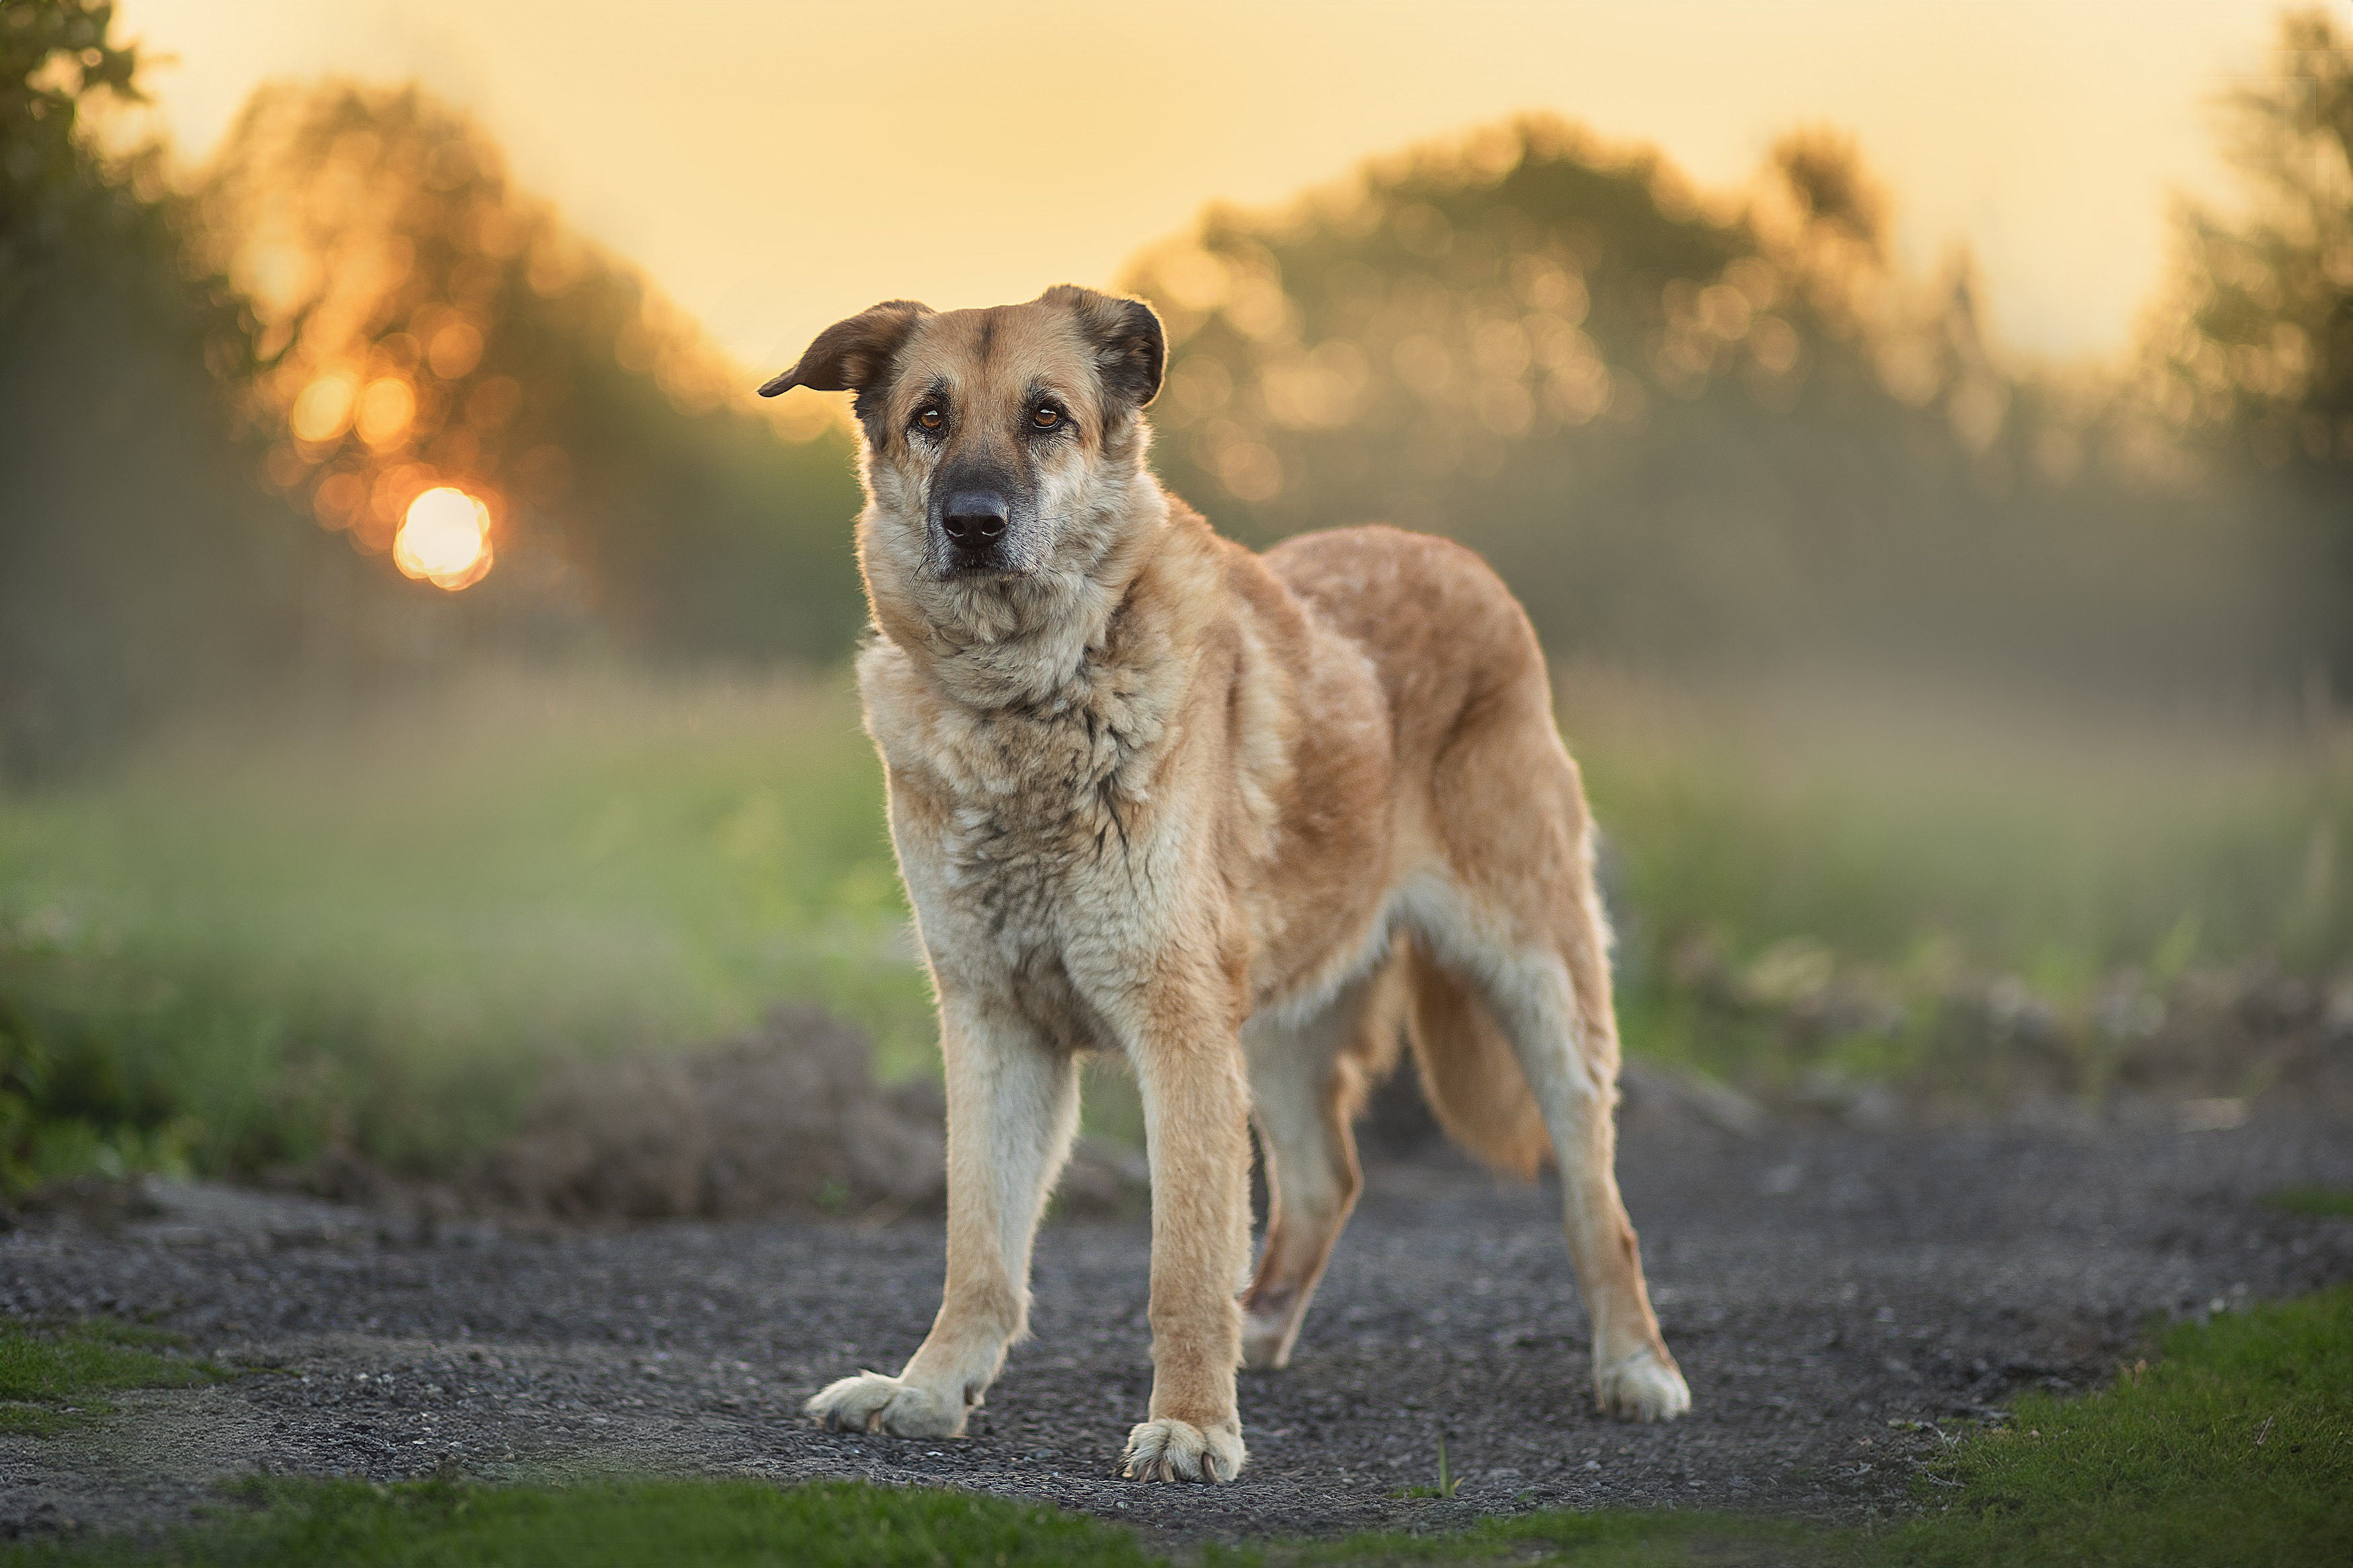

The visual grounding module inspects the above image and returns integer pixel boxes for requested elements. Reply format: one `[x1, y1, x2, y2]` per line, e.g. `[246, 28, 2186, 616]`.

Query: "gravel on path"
[3, 1104, 2348, 1547]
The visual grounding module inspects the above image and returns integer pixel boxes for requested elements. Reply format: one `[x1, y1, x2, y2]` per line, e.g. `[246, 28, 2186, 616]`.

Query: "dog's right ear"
[758, 300, 931, 399]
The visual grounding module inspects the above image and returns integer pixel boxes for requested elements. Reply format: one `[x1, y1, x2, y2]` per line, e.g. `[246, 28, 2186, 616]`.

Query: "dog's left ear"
[1039, 285, 1165, 409]
[758, 299, 932, 399]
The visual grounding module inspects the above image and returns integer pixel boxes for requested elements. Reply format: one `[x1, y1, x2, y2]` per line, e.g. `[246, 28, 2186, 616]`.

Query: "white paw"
[1240, 1313, 1292, 1370]
[1594, 1346, 1691, 1421]
[805, 1371, 964, 1438]
[1121, 1416, 1246, 1483]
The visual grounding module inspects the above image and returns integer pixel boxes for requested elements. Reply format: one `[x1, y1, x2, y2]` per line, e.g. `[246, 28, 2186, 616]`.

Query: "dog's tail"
[1386, 936, 1553, 1181]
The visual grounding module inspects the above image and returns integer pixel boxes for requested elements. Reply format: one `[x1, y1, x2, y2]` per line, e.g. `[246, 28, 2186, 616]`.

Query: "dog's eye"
[915, 406, 944, 433]
[1031, 406, 1060, 429]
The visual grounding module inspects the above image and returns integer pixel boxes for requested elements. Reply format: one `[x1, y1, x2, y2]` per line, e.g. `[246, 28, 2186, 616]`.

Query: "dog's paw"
[1121, 1416, 1246, 1483]
[1594, 1347, 1691, 1421]
[806, 1371, 963, 1438]
[1240, 1316, 1291, 1371]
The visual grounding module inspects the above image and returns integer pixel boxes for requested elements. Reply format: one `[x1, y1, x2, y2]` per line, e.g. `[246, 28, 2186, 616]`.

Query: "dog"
[760, 284, 1689, 1485]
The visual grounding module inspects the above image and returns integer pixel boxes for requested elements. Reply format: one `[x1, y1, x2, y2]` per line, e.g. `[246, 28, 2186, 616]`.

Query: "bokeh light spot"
[394, 486, 494, 590]
[357, 376, 417, 449]
[428, 321, 485, 380]
[290, 374, 356, 443]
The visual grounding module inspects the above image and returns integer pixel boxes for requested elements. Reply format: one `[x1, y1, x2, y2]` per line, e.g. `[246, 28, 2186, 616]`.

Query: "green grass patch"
[0, 1319, 230, 1435]
[2265, 1187, 2353, 1220]
[1207, 1509, 1805, 1566]
[0, 1479, 1159, 1568]
[0, 1477, 1803, 1568]
[1863, 1284, 2353, 1567]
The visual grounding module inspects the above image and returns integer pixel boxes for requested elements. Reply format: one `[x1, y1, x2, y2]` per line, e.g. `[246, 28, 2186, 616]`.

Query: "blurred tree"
[198, 83, 866, 663]
[1119, 116, 2286, 691]
[2150, 7, 2351, 674]
[0, 0, 307, 779]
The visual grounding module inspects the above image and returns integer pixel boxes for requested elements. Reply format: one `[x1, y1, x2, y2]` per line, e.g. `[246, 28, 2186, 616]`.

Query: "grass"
[0, 663, 930, 1187]
[1208, 1512, 1808, 1566]
[2265, 1187, 2353, 1219]
[1559, 666, 2353, 1096]
[1389, 1435, 1463, 1499]
[0, 1319, 231, 1435]
[0, 1479, 1161, 1567]
[2, 660, 2348, 1192]
[1860, 1283, 2353, 1567]
[0, 1479, 1788, 1568]
[1562, 667, 2353, 976]
[4, 1288, 2346, 1564]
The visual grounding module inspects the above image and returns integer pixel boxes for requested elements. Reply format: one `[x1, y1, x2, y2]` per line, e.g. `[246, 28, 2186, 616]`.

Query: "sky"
[112, 0, 2334, 377]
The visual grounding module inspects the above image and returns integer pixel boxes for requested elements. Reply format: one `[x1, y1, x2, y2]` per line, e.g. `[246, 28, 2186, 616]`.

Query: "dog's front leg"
[807, 997, 1078, 1438]
[1120, 1005, 1253, 1483]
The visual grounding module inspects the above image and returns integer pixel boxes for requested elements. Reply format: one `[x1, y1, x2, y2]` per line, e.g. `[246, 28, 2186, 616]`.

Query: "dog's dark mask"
[762, 287, 1164, 579]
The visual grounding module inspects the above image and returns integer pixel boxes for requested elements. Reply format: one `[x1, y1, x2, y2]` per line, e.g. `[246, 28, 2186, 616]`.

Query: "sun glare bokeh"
[395, 486, 493, 590]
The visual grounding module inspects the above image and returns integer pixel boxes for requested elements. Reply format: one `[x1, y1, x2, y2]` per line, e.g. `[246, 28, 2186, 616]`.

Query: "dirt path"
[4, 1103, 2349, 1547]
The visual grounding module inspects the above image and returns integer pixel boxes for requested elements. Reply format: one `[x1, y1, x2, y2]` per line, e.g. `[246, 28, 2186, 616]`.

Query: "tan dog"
[761, 286, 1689, 1485]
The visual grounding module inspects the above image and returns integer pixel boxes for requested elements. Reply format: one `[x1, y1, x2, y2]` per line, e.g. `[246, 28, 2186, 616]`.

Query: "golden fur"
[762, 285, 1689, 1485]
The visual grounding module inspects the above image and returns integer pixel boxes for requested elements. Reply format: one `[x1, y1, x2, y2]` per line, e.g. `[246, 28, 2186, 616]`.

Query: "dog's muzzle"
[939, 490, 1012, 571]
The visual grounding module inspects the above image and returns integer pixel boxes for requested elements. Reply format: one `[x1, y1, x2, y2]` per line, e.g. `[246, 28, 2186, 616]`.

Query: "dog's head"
[762, 286, 1165, 589]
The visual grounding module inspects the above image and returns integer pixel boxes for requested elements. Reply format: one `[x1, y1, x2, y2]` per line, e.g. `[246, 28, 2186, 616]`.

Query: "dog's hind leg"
[1474, 900, 1690, 1420]
[806, 998, 1078, 1439]
[1238, 965, 1397, 1368]
[1413, 720, 1690, 1421]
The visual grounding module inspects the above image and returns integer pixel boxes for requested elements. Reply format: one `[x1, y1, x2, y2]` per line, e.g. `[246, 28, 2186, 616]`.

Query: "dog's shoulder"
[1263, 525, 1521, 642]
[1263, 525, 1543, 733]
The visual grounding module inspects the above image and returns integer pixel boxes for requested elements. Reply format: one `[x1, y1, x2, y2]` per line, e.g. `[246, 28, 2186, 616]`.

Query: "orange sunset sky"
[113, 1, 2331, 378]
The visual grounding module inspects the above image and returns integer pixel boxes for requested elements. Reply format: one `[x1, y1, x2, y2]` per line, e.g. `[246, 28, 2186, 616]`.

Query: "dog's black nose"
[940, 492, 1010, 556]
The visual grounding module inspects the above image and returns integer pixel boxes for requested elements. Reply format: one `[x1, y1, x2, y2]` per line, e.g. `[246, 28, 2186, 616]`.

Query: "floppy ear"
[758, 299, 931, 400]
[1037, 285, 1165, 409]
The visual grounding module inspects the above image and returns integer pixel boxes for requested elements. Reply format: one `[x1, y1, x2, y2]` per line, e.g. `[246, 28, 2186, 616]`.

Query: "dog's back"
[1268, 525, 1550, 765]
[1263, 525, 1562, 1177]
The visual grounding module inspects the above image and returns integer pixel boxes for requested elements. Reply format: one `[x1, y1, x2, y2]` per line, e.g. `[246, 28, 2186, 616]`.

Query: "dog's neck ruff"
[888, 476, 1174, 717]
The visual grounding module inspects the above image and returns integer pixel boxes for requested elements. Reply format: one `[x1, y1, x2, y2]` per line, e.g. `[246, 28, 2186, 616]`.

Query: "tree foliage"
[0, 0, 305, 780]
[1120, 117, 2281, 688]
[2143, 8, 2352, 674]
[0, 0, 153, 317]
[198, 82, 866, 663]
[1, 44, 870, 780]
[2159, 7, 2352, 485]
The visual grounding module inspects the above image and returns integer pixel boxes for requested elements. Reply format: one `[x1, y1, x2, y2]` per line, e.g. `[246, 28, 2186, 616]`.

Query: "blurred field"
[1566, 667, 2353, 1107]
[0, 665, 926, 1188]
[3, 661, 2348, 1194]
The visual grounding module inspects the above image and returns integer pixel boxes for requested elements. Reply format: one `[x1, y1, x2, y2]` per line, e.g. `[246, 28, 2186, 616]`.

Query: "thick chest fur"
[918, 704, 1146, 938]
[859, 606, 1393, 1046]
[859, 641, 1193, 1016]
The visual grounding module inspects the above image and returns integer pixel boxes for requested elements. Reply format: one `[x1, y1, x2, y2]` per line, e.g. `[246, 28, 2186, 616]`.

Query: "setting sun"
[394, 486, 494, 591]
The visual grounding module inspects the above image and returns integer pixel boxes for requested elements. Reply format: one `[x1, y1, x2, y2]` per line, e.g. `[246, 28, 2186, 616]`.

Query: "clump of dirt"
[274, 1006, 1148, 1228]
[0, 1174, 163, 1233]
[467, 1006, 946, 1223]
